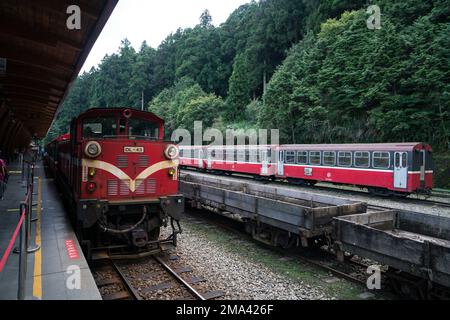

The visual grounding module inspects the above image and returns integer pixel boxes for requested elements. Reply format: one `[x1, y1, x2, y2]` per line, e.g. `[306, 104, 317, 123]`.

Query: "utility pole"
[141, 90, 144, 111]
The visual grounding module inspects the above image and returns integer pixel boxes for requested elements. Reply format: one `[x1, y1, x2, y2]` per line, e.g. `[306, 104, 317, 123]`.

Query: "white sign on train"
[124, 146, 145, 153]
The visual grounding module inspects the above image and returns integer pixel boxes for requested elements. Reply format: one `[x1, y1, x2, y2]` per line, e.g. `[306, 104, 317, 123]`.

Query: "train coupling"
[160, 195, 185, 221]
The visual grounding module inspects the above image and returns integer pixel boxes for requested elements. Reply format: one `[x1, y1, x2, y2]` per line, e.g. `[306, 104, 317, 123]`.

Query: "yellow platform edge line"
[33, 177, 42, 299]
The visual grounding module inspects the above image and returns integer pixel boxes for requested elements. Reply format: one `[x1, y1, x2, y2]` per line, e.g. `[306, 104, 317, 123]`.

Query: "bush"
[434, 153, 450, 189]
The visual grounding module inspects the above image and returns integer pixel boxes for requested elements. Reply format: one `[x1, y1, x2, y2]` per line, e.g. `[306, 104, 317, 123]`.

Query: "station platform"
[0, 161, 101, 300]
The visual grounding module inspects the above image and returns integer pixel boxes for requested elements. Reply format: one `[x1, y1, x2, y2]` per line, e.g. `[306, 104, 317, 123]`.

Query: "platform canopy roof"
[0, 0, 118, 155]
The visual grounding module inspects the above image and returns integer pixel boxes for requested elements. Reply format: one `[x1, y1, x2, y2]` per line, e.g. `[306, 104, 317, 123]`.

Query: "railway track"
[92, 260, 141, 300]
[152, 255, 207, 300]
[92, 255, 224, 300]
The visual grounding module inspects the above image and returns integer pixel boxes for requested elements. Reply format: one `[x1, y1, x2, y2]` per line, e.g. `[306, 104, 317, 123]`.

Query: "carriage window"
[338, 152, 352, 167]
[323, 152, 336, 166]
[297, 151, 308, 165]
[83, 117, 117, 138]
[225, 150, 233, 162]
[237, 150, 245, 162]
[250, 150, 258, 163]
[373, 152, 390, 169]
[396, 152, 407, 167]
[285, 151, 296, 164]
[245, 150, 250, 162]
[310, 152, 321, 165]
[213, 149, 223, 161]
[354, 152, 370, 168]
[230, 150, 237, 162]
[128, 118, 159, 140]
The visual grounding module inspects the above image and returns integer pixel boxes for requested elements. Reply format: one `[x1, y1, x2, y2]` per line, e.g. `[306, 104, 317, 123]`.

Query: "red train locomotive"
[180, 143, 433, 196]
[45, 108, 184, 259]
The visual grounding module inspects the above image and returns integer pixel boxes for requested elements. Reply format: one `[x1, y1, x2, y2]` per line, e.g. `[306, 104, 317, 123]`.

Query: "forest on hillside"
[45, 0, 450, 187]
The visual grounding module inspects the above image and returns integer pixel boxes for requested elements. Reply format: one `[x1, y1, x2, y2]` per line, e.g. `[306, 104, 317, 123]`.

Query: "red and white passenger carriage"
[180, 143, 433, 196]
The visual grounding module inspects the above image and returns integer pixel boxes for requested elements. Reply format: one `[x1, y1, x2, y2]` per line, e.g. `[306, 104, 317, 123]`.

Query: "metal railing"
[0, 157, 40, 300]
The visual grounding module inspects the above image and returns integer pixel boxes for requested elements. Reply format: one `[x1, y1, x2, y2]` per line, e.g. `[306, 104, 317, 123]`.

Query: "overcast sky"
[80, 0, 252, 73]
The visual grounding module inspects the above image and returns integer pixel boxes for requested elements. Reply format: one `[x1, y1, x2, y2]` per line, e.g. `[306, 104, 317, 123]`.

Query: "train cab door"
[198, 149, 204, 169]
[261, 150, 268, 175]
[277, 151, 285, 176]
[394, 152, 408, 189]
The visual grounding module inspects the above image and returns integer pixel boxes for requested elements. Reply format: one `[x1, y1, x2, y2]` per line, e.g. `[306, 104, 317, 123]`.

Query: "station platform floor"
[0, 161, 101, 300]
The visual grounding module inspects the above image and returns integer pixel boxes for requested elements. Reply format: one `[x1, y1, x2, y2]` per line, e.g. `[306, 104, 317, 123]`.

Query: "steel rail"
[111, 260, 142, 300]
[153, 255, 206, 301]
[93, 259, 141, 300]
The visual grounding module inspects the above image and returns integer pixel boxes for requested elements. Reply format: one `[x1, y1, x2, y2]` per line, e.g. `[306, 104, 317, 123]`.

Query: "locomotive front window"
[83, 117, 117, 139]
[128, 118, 159, 140]
[354, 152, 370, 168]
[373, 152, 390, 169]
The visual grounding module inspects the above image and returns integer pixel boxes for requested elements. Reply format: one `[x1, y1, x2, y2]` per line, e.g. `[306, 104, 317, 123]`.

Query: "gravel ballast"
[161, 218, 376, 300]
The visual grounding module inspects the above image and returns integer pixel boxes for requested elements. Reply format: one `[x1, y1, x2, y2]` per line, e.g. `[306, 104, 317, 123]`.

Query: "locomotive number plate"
[124, 146, 144, 153]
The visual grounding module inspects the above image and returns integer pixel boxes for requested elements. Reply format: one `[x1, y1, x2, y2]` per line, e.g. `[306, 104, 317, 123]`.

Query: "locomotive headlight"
[164, 145, 179, 160]
[88, 168, 96, 178]
[85, 141, 102, 158]
[168, 168, 176, 176]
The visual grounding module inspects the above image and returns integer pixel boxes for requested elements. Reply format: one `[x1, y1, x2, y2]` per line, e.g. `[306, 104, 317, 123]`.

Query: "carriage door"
[420, 150, 426, 188]
[261, 150, 268, 175]
[277, 151, 285, 176]
[394, 152, 408, 189]
[198, 150, 204, 169]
